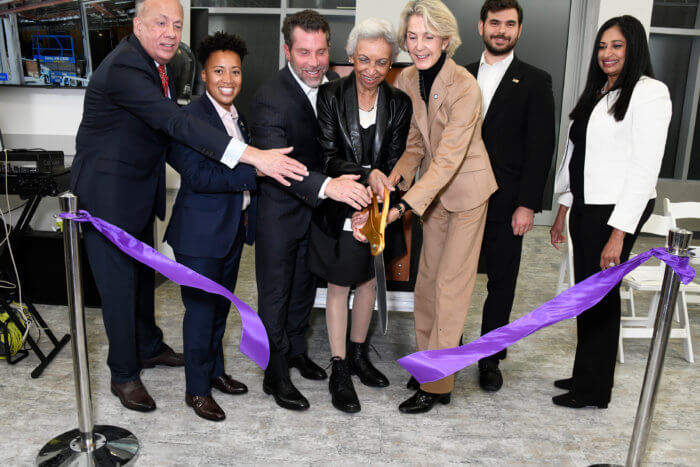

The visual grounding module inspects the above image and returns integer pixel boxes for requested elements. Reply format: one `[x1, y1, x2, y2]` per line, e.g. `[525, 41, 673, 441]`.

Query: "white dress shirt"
[476, 51, 514, 117]
[205, 91, 251, 210]
[287, 63, 332, 198]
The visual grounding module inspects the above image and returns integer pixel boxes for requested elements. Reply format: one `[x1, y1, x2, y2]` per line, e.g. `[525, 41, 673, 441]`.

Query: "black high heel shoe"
[406, 376, 419, 390]
[398, 389, 451, 414]
[552, 391, 608, 409]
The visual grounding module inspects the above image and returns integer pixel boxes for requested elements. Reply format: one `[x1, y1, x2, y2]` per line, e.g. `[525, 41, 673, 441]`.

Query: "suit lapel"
[281, 66, 317, 119]
[427, 58, 454, 130]
[341, 77, 363, 164]
[372, 82, 388, 166]
[484, 56, 521, 127]
[405, 68, 430, 144]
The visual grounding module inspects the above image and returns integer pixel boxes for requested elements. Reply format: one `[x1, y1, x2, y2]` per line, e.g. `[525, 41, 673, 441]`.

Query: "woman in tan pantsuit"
[355, 0, 497, 414]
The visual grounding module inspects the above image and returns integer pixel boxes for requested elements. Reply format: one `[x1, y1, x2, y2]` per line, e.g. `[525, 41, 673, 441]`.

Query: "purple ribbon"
[398, 248, 695, 384]
[60, 210, 269, 369]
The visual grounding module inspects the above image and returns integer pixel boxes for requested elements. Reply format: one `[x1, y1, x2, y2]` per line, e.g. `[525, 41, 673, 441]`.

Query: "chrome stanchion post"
[37, 192, 139, 466]
[625, 227, 693, 467]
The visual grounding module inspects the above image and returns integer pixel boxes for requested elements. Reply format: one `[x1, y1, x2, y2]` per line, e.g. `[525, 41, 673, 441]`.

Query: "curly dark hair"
[196, 31, 248, 67]
[282, 9, 330, 49]
[480, 0, 523, 24]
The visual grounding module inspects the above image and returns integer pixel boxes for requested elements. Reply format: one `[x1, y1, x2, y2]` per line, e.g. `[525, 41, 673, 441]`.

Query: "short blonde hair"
[397, 0, 461, 57]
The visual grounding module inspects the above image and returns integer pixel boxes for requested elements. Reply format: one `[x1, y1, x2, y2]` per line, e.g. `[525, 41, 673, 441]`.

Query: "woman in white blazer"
[549, 15, 672, 409]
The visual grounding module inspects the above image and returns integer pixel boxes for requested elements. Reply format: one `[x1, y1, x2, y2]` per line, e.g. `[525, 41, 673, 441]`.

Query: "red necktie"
[157, 64, 169, 97]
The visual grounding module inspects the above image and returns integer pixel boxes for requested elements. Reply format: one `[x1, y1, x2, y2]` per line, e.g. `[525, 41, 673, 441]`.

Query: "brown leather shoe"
[110, 378, 156, 412]
[141, 344, 184, 368]
[185, 393, 225, 421]
[211, 374, 248, 395]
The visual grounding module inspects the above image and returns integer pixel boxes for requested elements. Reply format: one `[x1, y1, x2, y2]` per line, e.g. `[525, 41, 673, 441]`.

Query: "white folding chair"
[664, 198, 700, 307]
[619, 212, 697, 363]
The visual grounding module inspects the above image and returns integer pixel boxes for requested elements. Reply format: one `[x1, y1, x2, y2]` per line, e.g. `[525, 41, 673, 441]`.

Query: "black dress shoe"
[406, 376, 419, 390]
[212, 374, 248, 395]
[554, 377, 574, 391]
[552, 391, 608, 409]
[348, 341, 389, 388]
[478, 360, 503, 392]
[329, 357, 361, 413]
[263, 377, 310, 411]
[111, 378, 156, 412]
[398, 389, 451, 414]
[185, 392, 225, 421]
[264, 352, 309, 411]
[289, 353, 327, 380]
[141, 344, 185, 368]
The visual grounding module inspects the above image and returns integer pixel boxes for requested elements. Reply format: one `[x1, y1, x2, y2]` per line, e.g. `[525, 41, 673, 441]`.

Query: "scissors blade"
[374, 252, 388, 335]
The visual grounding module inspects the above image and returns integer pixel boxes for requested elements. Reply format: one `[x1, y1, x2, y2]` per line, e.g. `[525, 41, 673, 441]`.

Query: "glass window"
[199, 13, 281, 116]
[191, 0, 281, 7]
[85, 1, 135, 71]
[289, 0, 355, 9]
[327, 14, 354, 64]
[17, 1, 88, 86]
[651, 0, 698, 28]
[649, 34, 694, 178]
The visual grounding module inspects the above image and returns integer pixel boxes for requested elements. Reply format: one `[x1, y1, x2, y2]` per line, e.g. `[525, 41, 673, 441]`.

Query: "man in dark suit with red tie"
[71, 0, 307, 413]
[465, 0, 555, 392]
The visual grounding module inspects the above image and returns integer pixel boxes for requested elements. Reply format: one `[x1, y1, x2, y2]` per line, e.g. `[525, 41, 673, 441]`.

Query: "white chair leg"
[618, 327, 625, 363]
[556, 257, 567, 295]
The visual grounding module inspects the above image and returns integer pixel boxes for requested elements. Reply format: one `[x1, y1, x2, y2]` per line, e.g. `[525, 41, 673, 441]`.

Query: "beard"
[483, 34, 518, 56]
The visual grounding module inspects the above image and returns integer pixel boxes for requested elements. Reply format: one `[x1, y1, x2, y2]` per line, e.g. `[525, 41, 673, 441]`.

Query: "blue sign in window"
[0, 73, 7, 81]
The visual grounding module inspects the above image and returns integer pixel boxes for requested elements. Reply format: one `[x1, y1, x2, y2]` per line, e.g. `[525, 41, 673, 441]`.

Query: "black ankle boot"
[348, 341, 389, 388]
[329, 357, 360, 413]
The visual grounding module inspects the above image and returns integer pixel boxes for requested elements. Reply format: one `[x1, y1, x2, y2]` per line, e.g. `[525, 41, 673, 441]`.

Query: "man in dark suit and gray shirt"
[465, 0, 555, 392]
[71, 0, 306, 413]
[250, 10, 370, 411]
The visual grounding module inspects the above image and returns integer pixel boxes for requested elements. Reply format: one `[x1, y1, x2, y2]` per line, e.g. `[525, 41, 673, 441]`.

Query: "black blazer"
[314, 75, 412, 238]
[466, 56, 555, 221]
[249, 66, 339, 239]
[164, 95, 257, 258]
[71, 35, 232, 232]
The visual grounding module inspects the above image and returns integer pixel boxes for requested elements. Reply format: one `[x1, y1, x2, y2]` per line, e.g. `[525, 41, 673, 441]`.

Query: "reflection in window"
[289, 0, 355, 8]
[651, 0, 698, 28]
[17, 1, 88, 86]
[191, 0, 281, 7]
[85, 1, 135, 71]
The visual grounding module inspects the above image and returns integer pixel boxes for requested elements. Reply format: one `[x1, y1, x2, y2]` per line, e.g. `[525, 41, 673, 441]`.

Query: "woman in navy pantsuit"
[165, 33, 256, 422]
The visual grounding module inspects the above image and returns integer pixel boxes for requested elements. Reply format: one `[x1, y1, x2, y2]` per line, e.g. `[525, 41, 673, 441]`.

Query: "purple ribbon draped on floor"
[60, 210, 269, 369]
[398, 247, 695, 384]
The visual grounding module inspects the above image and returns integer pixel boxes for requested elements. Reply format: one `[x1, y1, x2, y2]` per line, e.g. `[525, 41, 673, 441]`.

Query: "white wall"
[598, 0, 654, 33]
[356, 0, 410, 62]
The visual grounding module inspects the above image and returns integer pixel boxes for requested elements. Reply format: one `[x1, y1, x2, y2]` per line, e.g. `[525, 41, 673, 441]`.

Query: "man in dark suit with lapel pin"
[465, 0, 555, 392]
[165, 32, 256, 422]
[71, 0, 307, 413]
[250, 9, 371, 411]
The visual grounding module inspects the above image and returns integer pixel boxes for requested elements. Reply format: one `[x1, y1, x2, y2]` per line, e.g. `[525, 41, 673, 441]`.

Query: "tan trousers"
[415, 200, 488, 394]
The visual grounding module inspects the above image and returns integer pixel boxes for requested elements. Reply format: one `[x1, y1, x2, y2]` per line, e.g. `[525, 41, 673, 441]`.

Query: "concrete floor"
[1, 227, 698, 466]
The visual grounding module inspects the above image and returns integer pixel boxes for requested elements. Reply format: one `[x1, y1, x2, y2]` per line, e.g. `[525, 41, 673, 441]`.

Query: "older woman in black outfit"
[308, 17, 412, 413]
[550, 15, 672, 409]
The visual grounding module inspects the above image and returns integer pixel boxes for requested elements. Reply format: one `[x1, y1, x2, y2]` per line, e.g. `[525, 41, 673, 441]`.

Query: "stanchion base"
[36, 425, 138, 466]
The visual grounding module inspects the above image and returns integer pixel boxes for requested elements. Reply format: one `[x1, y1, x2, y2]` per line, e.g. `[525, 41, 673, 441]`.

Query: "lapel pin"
[433, 93, 438, 99]
[512, 78, 520, 83]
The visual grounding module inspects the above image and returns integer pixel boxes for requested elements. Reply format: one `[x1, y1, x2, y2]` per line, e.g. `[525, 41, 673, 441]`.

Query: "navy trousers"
[83, 221, 164, 384]
[175, 219, 246, 396]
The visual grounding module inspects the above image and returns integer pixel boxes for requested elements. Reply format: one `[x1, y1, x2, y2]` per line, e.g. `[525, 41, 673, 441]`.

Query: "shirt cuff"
[318, 177, 332, 199]
[220, 138, 248, 169]
[557, 192, 573, 208]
